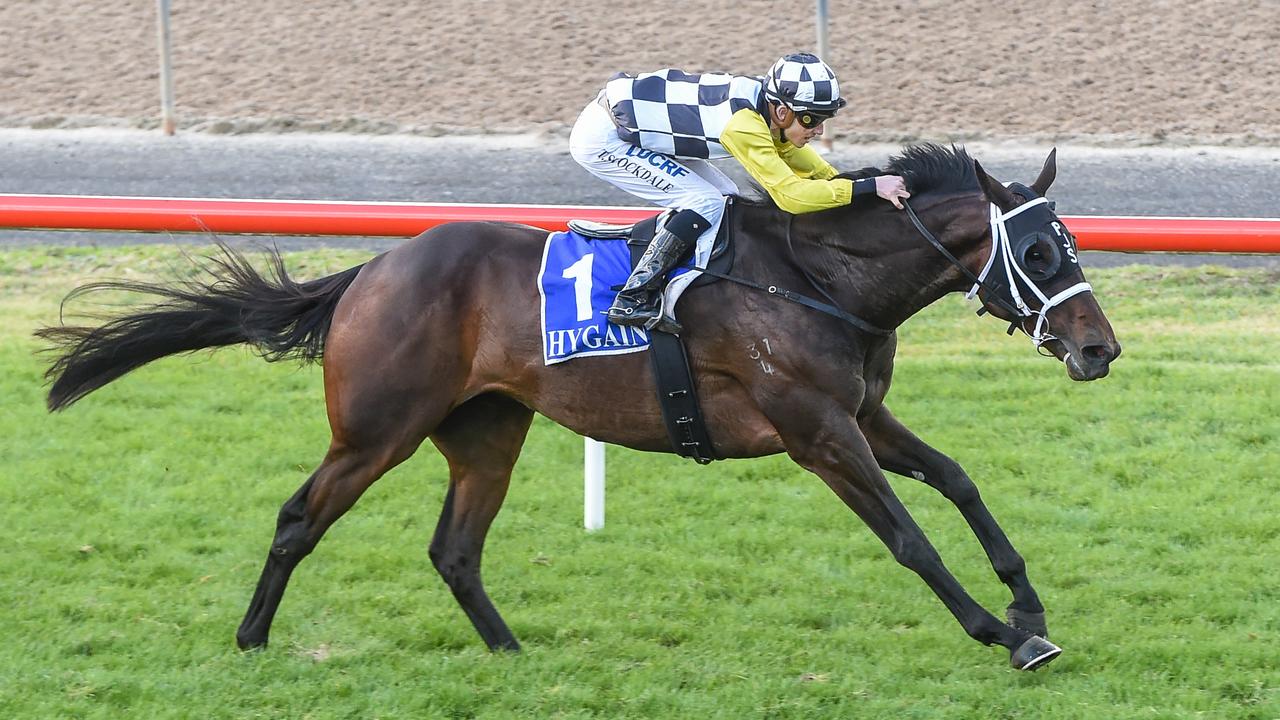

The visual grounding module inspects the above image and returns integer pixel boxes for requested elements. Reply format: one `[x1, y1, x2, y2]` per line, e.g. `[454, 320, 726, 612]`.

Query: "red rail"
[1, 193, 1278, 253]
[1059, 215, 1280, 253]
[0, 194, 654, 237]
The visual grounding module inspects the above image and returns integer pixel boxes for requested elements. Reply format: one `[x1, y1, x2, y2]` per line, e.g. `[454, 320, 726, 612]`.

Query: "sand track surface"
[1, 1, 1277, 146]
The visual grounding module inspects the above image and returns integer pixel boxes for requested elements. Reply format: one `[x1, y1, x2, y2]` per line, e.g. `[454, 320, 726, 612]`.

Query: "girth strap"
[602, 209, 718, 463]
[648, 332, 718, 464]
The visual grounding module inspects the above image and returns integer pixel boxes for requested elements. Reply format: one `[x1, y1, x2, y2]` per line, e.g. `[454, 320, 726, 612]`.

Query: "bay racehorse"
[39, 144, 1120, 670]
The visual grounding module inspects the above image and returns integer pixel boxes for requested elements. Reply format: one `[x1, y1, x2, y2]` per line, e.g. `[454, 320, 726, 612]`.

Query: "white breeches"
[569, 94, 735, 312]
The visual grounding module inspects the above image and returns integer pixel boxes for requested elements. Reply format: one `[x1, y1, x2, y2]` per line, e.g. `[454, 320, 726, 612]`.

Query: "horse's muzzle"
[1063, 339, 1121, 381]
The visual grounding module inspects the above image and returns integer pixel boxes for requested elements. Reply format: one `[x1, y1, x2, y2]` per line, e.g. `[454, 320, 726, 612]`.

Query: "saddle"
[568, 197, 736, 289]
[565, 200, 737, 465]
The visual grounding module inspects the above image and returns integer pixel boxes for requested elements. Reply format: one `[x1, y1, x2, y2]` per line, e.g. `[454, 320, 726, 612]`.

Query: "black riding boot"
[607, 209, 708, 334]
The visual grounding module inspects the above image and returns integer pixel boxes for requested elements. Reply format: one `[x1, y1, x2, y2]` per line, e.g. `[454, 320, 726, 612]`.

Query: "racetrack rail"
[2, 193, 1278, 254]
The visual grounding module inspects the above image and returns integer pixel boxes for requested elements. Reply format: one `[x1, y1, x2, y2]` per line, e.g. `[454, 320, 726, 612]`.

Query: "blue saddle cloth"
[538, 230, 693, 365]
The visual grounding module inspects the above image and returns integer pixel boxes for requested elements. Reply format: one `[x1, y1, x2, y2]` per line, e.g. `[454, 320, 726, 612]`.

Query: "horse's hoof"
[236, 633, 268, 652]
[1006, 607, 1048, 638]
[1009, 635, 1061, 671]
[488, 639, 522, 653]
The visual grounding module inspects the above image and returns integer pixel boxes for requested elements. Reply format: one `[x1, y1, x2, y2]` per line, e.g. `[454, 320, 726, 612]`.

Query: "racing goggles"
[777, 95, 844, 129]
[795, 108, 837, 128]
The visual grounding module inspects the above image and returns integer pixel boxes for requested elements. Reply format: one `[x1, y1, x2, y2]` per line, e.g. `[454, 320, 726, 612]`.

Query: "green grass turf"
[1, 245, 1277, 719]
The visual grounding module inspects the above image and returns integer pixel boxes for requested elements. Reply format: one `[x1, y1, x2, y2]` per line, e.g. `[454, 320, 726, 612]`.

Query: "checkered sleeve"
[603, 70, 764, 159]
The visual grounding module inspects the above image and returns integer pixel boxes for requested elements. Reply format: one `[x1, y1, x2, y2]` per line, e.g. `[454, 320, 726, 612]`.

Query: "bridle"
[694, 185, 1090, 345]
[903, 186, 1092, 349]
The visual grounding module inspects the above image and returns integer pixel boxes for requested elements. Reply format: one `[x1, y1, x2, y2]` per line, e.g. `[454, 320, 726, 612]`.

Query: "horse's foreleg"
[771, 396, 1058, 670]
[861, 405, 1047, 637]
[428, 394, 534, 652]
[235, 445, 405, 650]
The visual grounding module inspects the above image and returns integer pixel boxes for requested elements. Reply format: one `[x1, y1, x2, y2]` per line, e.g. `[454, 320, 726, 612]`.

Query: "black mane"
[838, 143, 978, 196]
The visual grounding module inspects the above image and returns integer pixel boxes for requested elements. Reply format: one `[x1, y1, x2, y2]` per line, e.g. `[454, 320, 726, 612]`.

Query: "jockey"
[569, 52, 910, 334]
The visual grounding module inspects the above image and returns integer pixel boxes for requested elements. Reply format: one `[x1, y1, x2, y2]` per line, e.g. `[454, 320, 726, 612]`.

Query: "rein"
[903, 199, 1024, 322]
[691, 193, 1089, 344]
[695, 215, 891, 337]
[903, 196, 1093, 347]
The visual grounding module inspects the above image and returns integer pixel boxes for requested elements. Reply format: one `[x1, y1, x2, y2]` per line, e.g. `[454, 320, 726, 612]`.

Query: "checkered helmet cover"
[764, 52, 846, 112]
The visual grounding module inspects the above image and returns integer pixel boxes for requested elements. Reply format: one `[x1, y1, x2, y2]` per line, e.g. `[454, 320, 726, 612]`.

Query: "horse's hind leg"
[235, 371, 449, 649]
[427, 393, 534, 652]
[861, 405, 1048, 637]
[235, 441, 414, 650]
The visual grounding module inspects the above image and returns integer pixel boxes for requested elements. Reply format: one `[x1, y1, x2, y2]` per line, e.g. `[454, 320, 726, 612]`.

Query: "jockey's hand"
[875, 175, 911, 209]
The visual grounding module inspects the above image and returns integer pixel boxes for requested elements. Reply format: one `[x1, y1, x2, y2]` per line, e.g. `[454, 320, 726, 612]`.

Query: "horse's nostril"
[1082, 344, 1112, 364]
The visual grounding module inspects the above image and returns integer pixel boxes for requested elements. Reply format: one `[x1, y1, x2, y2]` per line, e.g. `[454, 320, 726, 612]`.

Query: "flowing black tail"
[37, 243, 366, 411]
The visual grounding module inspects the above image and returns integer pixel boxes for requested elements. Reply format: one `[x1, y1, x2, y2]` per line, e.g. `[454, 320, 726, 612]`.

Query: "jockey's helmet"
[764, 53, 846, 123]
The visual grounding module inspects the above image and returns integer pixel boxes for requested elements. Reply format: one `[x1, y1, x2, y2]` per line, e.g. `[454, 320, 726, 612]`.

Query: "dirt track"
[2, 1, 1277, 146]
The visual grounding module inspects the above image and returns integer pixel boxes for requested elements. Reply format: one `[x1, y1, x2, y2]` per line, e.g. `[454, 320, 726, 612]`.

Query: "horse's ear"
[974, 159, 1017, 210]
[1030, 147, 1058, 196]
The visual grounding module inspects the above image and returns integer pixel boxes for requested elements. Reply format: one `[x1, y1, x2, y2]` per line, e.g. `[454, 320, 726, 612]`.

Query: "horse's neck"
[734, 196, 986, 332]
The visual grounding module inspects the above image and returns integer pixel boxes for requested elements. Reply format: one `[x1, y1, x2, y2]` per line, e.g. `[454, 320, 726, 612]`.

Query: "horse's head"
[968, 150, 1121, 380]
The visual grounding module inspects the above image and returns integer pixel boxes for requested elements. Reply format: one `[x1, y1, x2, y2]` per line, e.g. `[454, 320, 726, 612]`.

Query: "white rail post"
[815, 0, 830, 57]
[584, 438, 605, 530]
[816, 0, 833, 152]
[156, 0, 176, 135]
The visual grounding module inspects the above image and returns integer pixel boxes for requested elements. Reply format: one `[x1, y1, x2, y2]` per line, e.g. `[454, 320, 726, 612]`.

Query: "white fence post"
[156, 0, 176, 135]
[584, 438, 605, 530]
[815, 0, 830, 58]
[815, 0, 833, 153]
